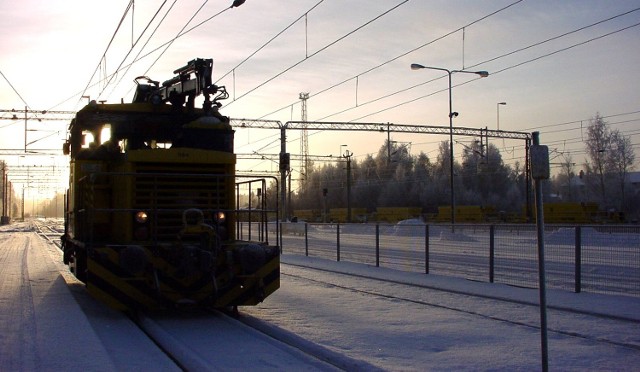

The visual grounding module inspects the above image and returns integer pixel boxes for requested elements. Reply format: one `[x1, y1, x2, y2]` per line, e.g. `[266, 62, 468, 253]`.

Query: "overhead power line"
[322, 8, 640, 123]
[215, 0, 326, 85]
[109, 0, 178, 100]
[255, 0, 526, 120]
[0, 70, 30, 109]
[48, 1, 240, 111]
[96, 0, 172, 101]
[79, 0, 134, 105]
[222, 0, 411, 108]
[135, 0, 212, 85]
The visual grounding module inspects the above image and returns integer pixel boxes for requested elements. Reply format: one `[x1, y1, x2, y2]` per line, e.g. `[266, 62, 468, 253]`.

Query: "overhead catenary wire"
[215, 0, 327, 85]
[134, 0, 213, 85]
[96, 0, 172, 102]
[47, 1, 239, 111]
[222, 0, 412, 108]
[0, 70, 30, 109]
[78, 0, 134, 105]
[48, 1, 637, 128]
[219, 3, 638, 142]
[320, 10, 640, 123]
[109, 0, 179, 100]
[254, 0, 526, 120]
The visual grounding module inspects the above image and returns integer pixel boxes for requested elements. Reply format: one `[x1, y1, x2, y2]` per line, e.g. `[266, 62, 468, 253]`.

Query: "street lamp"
[410, 63, 489, 225]
[342, 147, 353, 223]
[497, 102, 507, 149]
[497, 102, 506, 130]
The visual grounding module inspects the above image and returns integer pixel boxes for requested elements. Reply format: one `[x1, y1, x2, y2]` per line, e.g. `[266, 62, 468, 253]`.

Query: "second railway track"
[279, 262, 640, 351]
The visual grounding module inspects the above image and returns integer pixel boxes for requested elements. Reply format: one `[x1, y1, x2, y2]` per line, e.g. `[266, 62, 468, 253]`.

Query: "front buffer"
[84, 221, 280, 312]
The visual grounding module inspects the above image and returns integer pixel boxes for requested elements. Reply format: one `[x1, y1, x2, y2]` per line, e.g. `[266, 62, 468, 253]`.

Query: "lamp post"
[1, 161, 7, 224]
[497, 102, 506, 130]
[498, 102, 506, 149]
[339, 145, 352, 223]
[343, 148, 353, 223]
[410, 63, 489, 225]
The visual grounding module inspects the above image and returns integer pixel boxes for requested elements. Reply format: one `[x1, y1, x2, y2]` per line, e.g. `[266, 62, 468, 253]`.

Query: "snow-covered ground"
[0, 227, 178, 371]
[2, 222, 639, 371]
[241, 254, 640, 371]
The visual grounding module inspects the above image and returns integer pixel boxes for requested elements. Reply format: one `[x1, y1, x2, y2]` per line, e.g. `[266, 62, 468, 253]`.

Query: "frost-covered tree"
[352, 155, 379, 211]
[584, 113, 636, 211]
[459, 139, 511, 209]
[609, 129, 635, 212]
[584, 113, 614, 206]
[558, 152, 577, 202]
[290, 136, 531, 219]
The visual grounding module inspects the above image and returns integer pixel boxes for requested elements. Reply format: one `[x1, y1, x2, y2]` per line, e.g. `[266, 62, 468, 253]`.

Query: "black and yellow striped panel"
[213, 256, 280, 307]
[86, 246, 280, 311]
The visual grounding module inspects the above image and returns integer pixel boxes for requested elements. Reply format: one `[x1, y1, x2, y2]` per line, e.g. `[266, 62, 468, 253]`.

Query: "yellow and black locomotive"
[61, 58, 280, 311]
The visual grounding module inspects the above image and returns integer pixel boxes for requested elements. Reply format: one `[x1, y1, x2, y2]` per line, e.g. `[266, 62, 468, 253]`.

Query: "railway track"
[135, 311, 372, 371]
[280, 262, 640, 352]
[32, 218, 64, 248]
[29, 221, 360, 370]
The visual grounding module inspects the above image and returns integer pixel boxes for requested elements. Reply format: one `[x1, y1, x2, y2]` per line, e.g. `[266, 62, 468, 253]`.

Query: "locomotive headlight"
[135, 211, 149, 223]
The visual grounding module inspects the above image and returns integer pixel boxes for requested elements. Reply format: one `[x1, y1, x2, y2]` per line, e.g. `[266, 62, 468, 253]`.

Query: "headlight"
[135, 211, 148, 223]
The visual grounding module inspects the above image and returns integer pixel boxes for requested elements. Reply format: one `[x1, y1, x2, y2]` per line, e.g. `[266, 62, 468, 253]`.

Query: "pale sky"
[1, 0, 639, 197]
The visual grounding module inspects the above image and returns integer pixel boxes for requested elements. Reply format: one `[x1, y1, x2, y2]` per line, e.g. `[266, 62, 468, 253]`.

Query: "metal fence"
[276, 222, 640, 298]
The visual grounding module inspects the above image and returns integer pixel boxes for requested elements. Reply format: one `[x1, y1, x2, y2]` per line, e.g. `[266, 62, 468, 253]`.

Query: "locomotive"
[61, 58, 280, 311]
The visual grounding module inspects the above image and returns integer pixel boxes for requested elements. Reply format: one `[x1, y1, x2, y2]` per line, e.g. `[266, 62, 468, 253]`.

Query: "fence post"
[279, 223, 283, 254]
[575, 226, 581, 293]
[375, 224, 380, 267]
[337, 223, 341, 262]
[425, 224, 430, 274]
[490, 225, 495, 283]
[305, 222, 309, 257]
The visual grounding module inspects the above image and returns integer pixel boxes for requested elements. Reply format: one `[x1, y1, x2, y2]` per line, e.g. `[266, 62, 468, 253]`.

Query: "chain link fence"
[276, 222, 640, 297]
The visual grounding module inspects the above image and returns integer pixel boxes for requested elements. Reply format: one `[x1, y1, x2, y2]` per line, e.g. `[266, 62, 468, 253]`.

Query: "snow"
[2, 223, 639, 371]
[0, 227, 178, 371]
[241, 254, 640, 371]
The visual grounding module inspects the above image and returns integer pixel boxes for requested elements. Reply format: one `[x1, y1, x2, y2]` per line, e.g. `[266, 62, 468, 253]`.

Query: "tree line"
[290, 113, 638, 222]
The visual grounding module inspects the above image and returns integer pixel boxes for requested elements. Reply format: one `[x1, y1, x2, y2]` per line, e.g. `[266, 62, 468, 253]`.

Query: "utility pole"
[299, 93, 310, 189]
[342, 149, 353, 223]
[1, 161, 8, 224]
[531, 131, 550, 372]
[279, 126, 289, 222]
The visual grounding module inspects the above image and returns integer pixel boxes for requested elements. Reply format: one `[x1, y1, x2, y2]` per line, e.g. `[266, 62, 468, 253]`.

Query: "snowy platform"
[0, 226, 178, 371]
